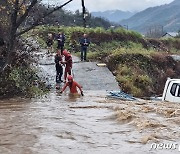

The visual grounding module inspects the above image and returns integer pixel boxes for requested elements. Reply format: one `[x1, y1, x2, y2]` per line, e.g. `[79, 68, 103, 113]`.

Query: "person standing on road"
[46, 33, 54, 53]
[60, 75, 84, 96]
[56, 32, 65, 55]
[79, 33, 90, 61]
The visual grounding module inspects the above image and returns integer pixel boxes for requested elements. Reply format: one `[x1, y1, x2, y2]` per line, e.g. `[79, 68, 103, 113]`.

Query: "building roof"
[162, 32, 178, 37]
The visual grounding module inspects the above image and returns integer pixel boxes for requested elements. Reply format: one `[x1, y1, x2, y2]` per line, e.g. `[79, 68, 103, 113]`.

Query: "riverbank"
[0, 43, 47, 99]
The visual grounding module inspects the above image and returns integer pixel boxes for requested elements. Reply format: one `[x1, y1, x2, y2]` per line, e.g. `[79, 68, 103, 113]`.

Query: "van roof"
[167, 78, 180, 82]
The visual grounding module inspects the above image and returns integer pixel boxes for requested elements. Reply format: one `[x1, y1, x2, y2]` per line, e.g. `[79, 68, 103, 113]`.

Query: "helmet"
[63, 49, 69, 56]
[67, 75, 73, 81]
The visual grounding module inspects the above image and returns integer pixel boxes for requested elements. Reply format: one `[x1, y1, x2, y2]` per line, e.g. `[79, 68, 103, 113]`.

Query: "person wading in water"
[60, 75, 84, 96]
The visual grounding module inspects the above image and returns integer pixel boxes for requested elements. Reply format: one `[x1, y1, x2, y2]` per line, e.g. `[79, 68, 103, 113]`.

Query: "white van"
[162, 78, 180, 103]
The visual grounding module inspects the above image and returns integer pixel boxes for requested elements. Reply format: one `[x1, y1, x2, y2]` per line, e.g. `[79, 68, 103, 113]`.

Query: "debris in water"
[96, 63, 107, 67]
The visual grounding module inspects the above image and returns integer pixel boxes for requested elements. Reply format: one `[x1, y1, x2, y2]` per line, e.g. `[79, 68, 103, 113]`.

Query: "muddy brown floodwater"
[0, 53, 179, 154]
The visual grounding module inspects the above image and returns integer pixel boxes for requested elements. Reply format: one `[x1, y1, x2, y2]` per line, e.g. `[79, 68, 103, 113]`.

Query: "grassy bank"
[85, 41, 180, 97]
[32, 26, 180, 53]
[0, 67, 46, 98]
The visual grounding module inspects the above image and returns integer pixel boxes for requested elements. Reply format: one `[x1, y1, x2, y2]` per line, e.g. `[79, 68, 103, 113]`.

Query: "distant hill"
[119, 0, 180, 33]
[91, 10, 135, 23]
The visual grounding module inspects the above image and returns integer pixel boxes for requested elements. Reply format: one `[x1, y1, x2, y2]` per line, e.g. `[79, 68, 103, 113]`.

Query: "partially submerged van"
[162, 78, 180, 103]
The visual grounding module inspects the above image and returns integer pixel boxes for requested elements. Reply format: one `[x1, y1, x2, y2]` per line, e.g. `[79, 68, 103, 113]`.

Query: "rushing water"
[0, 53, 179, 154]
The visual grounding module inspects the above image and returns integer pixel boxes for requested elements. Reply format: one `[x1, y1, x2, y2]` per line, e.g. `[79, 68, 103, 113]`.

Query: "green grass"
[116, 64, 153, 97]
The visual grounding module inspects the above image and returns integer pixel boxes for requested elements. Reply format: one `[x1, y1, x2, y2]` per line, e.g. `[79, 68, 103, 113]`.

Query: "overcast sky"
[42, 0, 174, 12]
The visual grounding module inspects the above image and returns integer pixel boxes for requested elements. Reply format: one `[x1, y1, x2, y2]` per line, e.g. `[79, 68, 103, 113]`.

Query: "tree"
[0, 0, 73, 72]
[145, 24, 164, 38]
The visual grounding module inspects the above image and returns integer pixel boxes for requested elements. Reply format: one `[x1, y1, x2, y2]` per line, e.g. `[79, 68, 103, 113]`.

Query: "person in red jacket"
[62, 49, 72, 82]
[60, 75, 84, 96]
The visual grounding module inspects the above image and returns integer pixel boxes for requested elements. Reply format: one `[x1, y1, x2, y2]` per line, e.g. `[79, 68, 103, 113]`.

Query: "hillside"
[91, 10, 135, 23]
[119, 0, 180, 33]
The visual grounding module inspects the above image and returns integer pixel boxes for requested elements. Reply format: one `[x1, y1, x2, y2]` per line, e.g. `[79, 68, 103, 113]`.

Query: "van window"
[170, 83, 177, 96]
[178, 86, 180, 97]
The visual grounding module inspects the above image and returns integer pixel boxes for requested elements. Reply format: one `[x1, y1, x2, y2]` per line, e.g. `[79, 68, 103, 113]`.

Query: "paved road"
[72, 56, 119, 91]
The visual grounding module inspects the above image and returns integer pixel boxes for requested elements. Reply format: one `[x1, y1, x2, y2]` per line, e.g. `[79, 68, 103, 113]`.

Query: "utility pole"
[81, 0, 86, 28]
[123, 24, 128, 30]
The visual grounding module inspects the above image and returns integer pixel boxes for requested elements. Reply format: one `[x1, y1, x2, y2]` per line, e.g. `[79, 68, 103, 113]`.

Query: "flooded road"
[0, 53, 179, 154]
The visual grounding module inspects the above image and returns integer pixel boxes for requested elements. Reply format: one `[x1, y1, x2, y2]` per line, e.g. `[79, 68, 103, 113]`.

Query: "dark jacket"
[55, 54, 62, 66]
[56, 34, 65, 46]
[46, 38, 53, 47]
[80, 37, 90, 47]
[0, 37, 5, 46]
